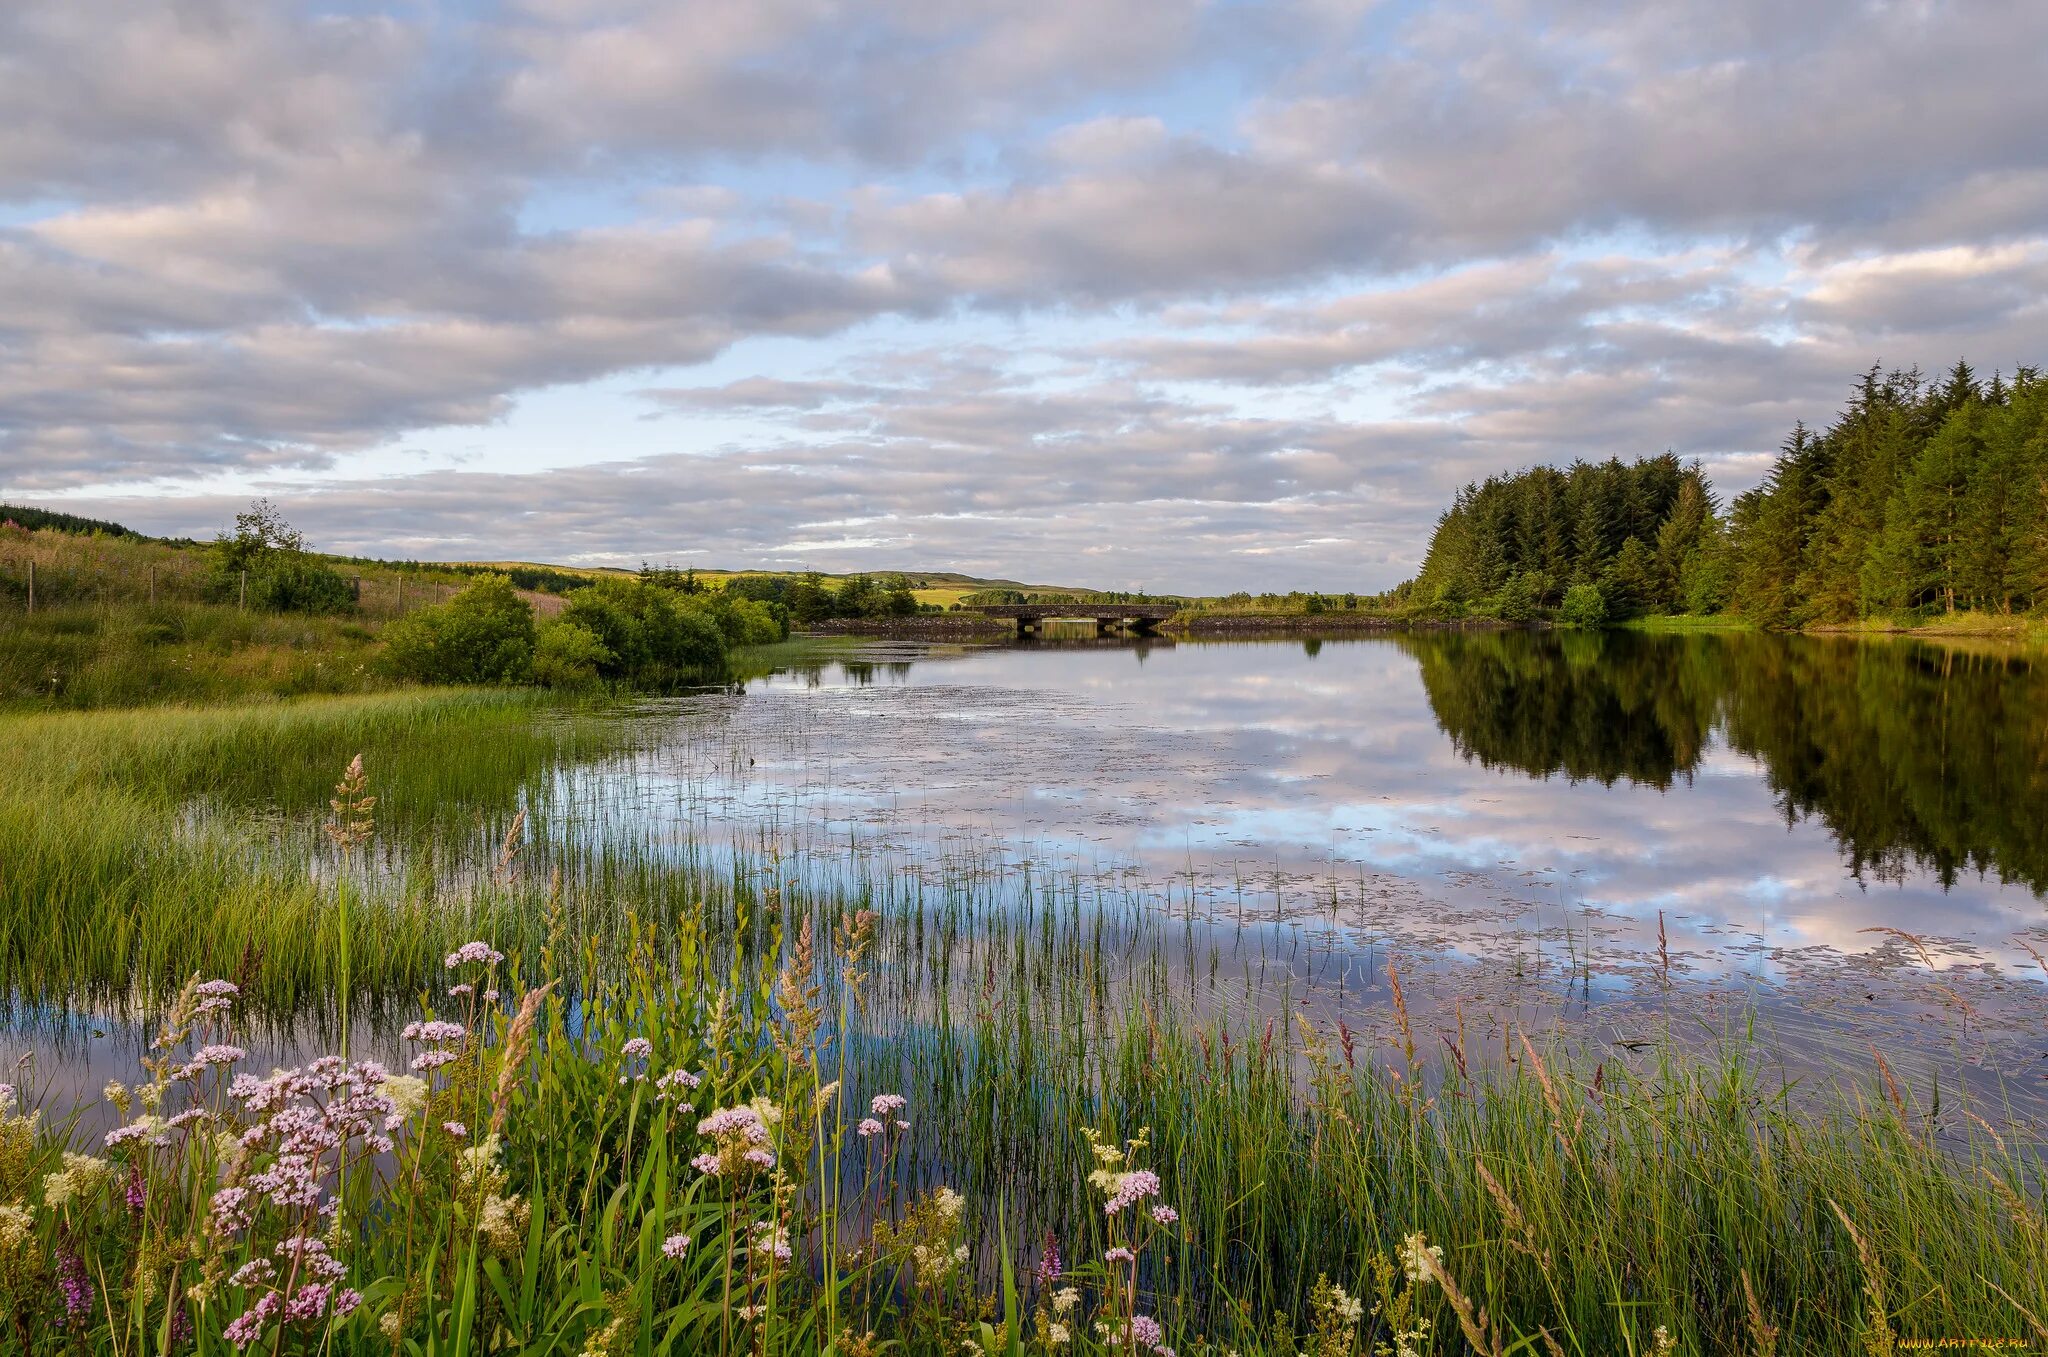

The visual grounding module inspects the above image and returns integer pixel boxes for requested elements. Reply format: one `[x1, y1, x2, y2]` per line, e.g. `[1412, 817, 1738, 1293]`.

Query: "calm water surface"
[17, 628, 2048, 1112]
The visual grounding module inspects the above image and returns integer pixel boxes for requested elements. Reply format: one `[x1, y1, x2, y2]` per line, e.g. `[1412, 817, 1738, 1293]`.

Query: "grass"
[0, 692, 2044, 1354]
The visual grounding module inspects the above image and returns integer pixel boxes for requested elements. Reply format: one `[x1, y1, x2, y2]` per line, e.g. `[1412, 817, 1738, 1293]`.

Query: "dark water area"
[10, 627, 2048, 1122]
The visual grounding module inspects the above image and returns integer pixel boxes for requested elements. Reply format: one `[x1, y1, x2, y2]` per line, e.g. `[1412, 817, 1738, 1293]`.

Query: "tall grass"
[1, 691, 2044, 1353]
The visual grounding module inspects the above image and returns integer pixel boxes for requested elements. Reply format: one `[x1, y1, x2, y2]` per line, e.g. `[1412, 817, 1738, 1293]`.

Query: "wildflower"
[0, 1204, 32, 1254]
[1651, 1325, 1677, 1355]
[104, 1115, 167, 1149]
[1104, 1169, 1161, 1215]
[231, 1258, 278, 1288]
[191, 1043, 247, 1067]
[662, 1232, 691, 1259]
[223, 1291, 282, 1347]
[857, 1117, 885, 1137]
[444, 1121, 468, 1138]
[1104, 1246, 1135, 1264]
[193, 979, 239, 1018]
[449, 983, 475, 998]
[0, 1083, 14, 1115]
[444, 941, 504, 969]
[1033, 1232, 1062, 1288]
[932, 1186, 965, 1221]
[379, 1312, 402, 1341]
[871, 1092, 907, 1117]
[402, 1020, 467, 1044]
[621, 1037, 652, 1059]
[1048, 1322, 1072, 1345]
[480, 1194, 530, 1254]
[737, 1304, 766, 1321]
[1149, 1204, 1178, 1225]
[1400, 1232, 1445, 1284]
[211, 1185, 254, 1234]
[43, 1151, 114, 1209]
[57, 1239, 94, 1326]
[383, 1074, 428, 1126]
[482, 989, 500, 1002]
[655, 1068, 701, 1095]
[1051, 1287, 1081, 1316]
[411, 1050, 458, 1072]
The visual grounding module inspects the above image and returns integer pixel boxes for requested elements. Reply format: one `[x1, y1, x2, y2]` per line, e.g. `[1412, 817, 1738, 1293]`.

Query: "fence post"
[397, 575, 404, 614]
[239, 569, 247, 610]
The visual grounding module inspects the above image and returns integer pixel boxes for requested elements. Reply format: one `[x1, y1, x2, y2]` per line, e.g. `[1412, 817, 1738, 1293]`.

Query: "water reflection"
[1404, 630, 2048, 892]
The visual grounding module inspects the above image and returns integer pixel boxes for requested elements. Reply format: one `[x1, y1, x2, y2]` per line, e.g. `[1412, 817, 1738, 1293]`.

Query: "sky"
[2, 0, 2045, 593]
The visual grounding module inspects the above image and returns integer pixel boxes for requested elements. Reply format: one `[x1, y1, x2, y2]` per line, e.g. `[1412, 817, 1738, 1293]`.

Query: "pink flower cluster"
[1104, 1170, 1162, 1215]
[862, 1092, 910, 1133]
[401, 1019, 467, 1072]
[444, 940, 504, 969]
[621, 1037, 653, 1059]
[655, 1068, 701, 1105]
[691, 1104, 777, 1177]
[193, 978, 239, 1019]
[662, 1232, 691, 1259]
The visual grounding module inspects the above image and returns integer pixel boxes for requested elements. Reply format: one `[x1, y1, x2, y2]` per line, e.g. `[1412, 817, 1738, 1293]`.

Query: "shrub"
[382, 577, 536, 684]
[562, 579, 727, 688]
[247, 558, 356, 614]
[1559, 582, 1608, 628]
[532, 618, 611, 690]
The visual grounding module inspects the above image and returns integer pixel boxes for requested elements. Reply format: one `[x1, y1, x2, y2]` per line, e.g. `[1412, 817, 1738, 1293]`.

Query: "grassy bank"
[2, 691, 2045, 1354]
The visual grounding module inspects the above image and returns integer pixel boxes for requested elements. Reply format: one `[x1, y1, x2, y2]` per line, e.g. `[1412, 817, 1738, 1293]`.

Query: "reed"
[0, 693, 2043, 1355]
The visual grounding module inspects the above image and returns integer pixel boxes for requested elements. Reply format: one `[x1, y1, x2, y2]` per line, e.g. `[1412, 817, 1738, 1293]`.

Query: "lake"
[11, 626, 2048, 1111]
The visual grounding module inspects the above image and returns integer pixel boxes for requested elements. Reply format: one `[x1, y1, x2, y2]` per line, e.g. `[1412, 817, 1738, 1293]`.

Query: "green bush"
[562, 578, 727, 688]
[382, 577, 537, 684]
[246, 557, 356, 614]
[532, 618, 611, 690]
[1559, 582, 1609, 628]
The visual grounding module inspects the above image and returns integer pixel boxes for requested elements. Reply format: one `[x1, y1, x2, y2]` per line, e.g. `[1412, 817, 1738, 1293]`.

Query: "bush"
[247, 558, 356, 614]
[532, 619, 611, 690]
[382, 577, 537, 684]
[562, 579, 727, 688]
[1559, 582, 1609, 628]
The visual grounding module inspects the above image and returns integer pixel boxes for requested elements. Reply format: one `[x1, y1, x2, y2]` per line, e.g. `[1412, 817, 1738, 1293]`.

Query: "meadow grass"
[0, 692, 2043, 1354]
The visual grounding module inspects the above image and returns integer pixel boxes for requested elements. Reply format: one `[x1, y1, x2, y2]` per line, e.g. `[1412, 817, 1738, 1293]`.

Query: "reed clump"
[1, 698, 2044, 1354]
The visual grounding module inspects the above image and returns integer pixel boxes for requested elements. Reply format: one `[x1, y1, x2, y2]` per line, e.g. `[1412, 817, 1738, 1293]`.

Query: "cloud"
[0, 0, 2043, 588]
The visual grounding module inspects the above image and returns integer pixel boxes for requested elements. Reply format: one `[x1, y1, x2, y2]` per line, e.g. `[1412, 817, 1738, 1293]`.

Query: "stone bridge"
[968, 603, 1179, 636]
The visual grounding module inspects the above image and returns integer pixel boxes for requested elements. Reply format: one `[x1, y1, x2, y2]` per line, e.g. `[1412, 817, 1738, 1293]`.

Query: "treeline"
[1403, 361, 2048, 626]
[0, 504, 140, 538]
[720, 572, 921, 624]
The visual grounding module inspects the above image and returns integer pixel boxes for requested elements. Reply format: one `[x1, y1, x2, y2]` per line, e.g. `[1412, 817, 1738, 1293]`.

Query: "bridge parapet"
[967, 603, 1179, 636]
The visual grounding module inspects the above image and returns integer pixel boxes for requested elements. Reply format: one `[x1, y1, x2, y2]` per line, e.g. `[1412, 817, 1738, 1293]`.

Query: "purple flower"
[1033, 1232, 1062, 1289]
[57, 1240, 94, 1326]
[662, 1232, 691, 1259]
[1150, 1205, 1179, 1225]
[621, 1037, 653, 1059]
[857, 1117, 884, 1138]
[448, 983, 474, 998]
[869, 1093, 906, 1117]
[1105, 1246, 1136, 1264]
[443, 1121, 468, 1138]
